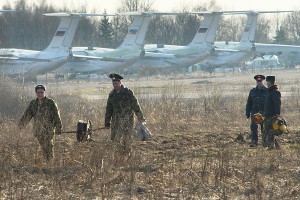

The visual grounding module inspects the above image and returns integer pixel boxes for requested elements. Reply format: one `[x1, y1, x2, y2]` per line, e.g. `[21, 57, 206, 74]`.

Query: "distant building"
[245, 55, 281, 70]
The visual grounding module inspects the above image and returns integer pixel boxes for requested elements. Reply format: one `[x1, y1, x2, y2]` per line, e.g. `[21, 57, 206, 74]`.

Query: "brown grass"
[0, 69, 299, 199]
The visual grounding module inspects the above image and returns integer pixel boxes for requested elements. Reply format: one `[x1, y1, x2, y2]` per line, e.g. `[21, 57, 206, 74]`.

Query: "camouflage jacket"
[19, 96, 62, 132]
[105, 85, 144, 127]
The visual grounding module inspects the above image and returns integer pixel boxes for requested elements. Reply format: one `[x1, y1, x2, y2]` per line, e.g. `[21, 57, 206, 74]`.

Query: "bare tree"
[255, 16, 272, 43]
[216, 16, 244, 42]
[119, 0, 154, 12]
[281, 11, 300, 45]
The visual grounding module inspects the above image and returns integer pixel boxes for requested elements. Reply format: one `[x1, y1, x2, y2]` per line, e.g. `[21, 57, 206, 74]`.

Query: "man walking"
[19, 85, 62, 160]
[246, 75, 267, 147]
[105, 74, 145, 155]
[263, 75, 281, 149]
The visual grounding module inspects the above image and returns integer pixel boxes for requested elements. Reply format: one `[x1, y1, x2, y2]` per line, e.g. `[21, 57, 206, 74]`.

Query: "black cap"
[266, 76, 275, 82]
[35, 84, 46, 92]
[254, 75, 265, 81]
[109, 73, 123, 81]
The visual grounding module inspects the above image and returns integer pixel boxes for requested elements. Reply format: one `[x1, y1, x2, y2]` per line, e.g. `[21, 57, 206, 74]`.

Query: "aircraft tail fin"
[42, 13, 115, 56]
[238, 10, 293, 46]
[117, 12, 152, 50]
[42, 14, 82, 55]
[188, 12, 222, 46]
[239, 13, 258, 46]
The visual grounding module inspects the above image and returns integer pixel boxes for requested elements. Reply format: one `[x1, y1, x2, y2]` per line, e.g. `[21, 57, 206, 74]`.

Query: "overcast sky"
[1, 0, 300, 13]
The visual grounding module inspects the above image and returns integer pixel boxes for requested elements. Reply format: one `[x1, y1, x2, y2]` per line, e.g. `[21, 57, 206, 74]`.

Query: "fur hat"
[266, 76, 275, 82]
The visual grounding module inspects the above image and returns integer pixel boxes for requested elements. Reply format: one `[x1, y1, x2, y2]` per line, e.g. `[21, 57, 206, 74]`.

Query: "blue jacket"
[246, 86, 267, 117]
[264, 85, 281, 117]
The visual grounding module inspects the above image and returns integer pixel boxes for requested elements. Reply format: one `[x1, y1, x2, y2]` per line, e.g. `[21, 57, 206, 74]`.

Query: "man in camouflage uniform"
[105, 74, 145, 155]
[263, 76, 281, 150]
[246, 75, 267, 147]
[19, 85, 62, 160]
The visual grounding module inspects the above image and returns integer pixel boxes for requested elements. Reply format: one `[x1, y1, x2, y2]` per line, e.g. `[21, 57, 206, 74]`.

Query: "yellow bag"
[272, 117, 288, 134]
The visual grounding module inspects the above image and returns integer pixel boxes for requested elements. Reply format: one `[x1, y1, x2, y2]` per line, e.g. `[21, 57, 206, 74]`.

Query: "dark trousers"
[250, 121, 263, 145]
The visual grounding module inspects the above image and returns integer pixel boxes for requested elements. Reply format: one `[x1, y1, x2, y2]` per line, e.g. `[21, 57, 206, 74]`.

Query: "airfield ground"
[0, 68, 299, 199]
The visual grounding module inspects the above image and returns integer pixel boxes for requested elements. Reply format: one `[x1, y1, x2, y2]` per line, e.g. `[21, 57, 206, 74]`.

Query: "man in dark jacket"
[263, 75, 281, 149]
[246, 75, 267, 147]
[105, 74, 145, 155]
[19, 85, 62, 161]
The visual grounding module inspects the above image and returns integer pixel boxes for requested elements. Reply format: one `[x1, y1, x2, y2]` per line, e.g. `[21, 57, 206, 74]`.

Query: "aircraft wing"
[215, 48, 240, 52]
[144, 52, 175, 58]
[0, 10, 16, 13]
[0, 56, 19, 60]
[72, 54, 125, 62]
[0, 55, 52, 62]
[100, 57, 126, 62]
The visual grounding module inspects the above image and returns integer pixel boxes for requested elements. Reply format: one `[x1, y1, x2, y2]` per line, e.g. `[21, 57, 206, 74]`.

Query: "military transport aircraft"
[54, 12, 153, 74]
[212, 11, 296, 68]
[198, 11, 293, 72]
[130, 11, 261, 72]
[0, 12, 113, 81]
[132, 11, 223, 70]
[198, 11, 259, 71]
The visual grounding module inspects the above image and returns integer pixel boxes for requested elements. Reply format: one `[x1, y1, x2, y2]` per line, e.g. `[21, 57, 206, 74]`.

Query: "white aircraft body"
[0, 13, 112, 80]
[55, 12, 152, 74]
[131, 12, 222, 70]
[216, 42, 300, 67]
[200, 11, 263, 70]
[212, 11, 295, 68]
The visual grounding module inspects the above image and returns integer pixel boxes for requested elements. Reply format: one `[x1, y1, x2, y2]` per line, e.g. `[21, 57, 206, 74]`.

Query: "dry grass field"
[0, 69, 299, 199]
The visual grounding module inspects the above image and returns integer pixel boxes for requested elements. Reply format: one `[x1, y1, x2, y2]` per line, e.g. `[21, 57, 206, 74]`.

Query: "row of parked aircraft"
[0, 10, 299, 81]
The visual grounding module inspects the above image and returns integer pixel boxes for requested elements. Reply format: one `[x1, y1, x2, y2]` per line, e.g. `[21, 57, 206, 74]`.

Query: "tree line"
[0, 0, 299, 51]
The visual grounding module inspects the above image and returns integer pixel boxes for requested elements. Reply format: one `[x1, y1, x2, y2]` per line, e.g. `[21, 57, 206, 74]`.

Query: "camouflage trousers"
[111, 117, 134, 156]
[35, 129, 55, 161]
[111, 129, 132, 156]
[263, 117, 276, 148]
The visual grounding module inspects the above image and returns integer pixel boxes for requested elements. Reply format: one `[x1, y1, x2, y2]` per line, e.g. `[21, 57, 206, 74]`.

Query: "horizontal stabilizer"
[222, 10, 294, 15]
[118, 12, 189, 17]
[149, 12, 189, 16]
[44, 12, 115, 17]
[191, 11, 223, 15]
[192, 10, 294, 15]
[117, 12, 153, 17]
[0, 10, 16, 13]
